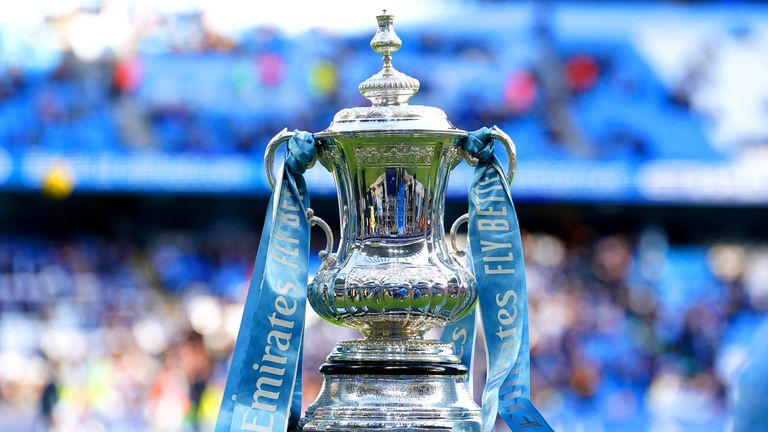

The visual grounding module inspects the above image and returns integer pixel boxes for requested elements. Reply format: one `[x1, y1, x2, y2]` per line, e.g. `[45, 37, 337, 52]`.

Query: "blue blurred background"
[1, 1, 767, 431]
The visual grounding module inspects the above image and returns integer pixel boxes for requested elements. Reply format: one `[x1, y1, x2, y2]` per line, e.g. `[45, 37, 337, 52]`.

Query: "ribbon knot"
[285, 130, 318, 175]
[461, 127, 494, 163]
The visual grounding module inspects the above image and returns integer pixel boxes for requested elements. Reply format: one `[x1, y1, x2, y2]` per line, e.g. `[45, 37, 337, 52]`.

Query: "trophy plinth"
[301, 370, 479, 432]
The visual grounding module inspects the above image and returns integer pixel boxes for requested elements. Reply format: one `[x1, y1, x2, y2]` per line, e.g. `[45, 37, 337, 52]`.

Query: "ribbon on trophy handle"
[442, 127, 554, 432]
[215, 131, 322, 432]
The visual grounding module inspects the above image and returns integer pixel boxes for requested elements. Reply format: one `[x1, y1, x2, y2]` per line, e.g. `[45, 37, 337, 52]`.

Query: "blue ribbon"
[442, 127, 552, 432]
[216, 131, 317, 432]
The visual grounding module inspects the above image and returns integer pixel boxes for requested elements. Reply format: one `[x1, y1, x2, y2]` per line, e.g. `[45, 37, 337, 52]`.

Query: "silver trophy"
[264, 11, 516, 432]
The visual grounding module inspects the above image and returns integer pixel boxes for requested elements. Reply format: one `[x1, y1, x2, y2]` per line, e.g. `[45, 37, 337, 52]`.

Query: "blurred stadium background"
[1, 1, 767, 431]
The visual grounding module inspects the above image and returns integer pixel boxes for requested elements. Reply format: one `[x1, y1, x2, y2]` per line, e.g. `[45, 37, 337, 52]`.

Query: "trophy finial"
[359, 11, 420, 106]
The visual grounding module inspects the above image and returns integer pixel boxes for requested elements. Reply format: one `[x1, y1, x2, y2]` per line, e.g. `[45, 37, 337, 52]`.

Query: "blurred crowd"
[524, 229, 767, 430]
[1, 3, 765, 162]
[0, 227, 765, 431]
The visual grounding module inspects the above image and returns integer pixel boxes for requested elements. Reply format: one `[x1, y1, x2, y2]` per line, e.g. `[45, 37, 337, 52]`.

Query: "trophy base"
[300, 340, 481, 432]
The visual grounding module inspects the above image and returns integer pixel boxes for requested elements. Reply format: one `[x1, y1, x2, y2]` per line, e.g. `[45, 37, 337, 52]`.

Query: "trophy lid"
[317, 11, 461, 137]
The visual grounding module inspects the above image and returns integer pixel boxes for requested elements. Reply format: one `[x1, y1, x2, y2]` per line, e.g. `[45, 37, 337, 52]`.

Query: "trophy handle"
[451, 126, 517, 256]
[264, 128, 335, 263]
[462, 125, 517, 185]
[306, 208, 336, 264]
[449, 213, 470, 257]
[265, 128, 320, 189]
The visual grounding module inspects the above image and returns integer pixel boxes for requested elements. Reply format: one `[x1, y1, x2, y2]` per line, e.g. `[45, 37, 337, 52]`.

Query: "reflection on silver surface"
[364, 168, 427, 239]
[301, 373, 481, 432]
[309, 134, 476, 339]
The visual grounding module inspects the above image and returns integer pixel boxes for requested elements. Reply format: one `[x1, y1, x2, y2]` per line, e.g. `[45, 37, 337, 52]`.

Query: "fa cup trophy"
[217, 11, 548, 432]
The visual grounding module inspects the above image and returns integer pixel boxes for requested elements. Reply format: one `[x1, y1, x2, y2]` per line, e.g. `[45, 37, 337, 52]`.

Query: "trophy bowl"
[308, 126, 477, 340]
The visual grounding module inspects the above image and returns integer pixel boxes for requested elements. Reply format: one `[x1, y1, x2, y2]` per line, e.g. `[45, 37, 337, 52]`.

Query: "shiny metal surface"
[459, 125, 517, 185]
[359, 10, 420, 106]
[300, 372, 481, 432]
[449, 213, 470, 258]
[317, 8, 453, 136]
[308, 132, 476, 339]
[265, 128, 296, 189]
[490, 126, 517, 185]
[327, 339, 459, 364]
[306, 208, 334, 261]
[317, 107, 459, 136]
